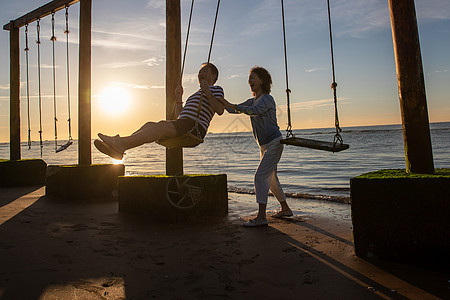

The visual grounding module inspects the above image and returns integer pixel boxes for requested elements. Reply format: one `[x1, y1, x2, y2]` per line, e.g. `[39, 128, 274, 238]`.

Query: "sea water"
[1, 122, 449, 201]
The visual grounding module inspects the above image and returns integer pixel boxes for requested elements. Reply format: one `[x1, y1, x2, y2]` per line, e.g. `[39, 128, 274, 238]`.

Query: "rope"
[36, 19, 43, 157]
[24, 24, 32, 149]
[51, 12, 58, 151]
[207, 0, 220, 63]
[188, 0, 221, 138]
[280, 0, 293, 138]
[180, 0, 194, 82]
[65, 6, 72, 142]
[326, 0, 343, 145]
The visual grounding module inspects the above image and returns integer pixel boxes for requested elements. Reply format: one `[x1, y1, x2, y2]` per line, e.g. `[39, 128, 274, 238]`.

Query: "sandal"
[243, 218, 268, 227]
[272, 209, 293, 218]
[94, 139, 124, 160]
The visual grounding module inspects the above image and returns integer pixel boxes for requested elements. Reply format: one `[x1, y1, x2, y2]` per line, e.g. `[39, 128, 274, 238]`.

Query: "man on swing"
[95, 63, 224, 160]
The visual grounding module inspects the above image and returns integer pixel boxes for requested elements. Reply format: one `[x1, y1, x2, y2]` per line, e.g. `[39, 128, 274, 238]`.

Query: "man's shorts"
[172, 118, 207, 139]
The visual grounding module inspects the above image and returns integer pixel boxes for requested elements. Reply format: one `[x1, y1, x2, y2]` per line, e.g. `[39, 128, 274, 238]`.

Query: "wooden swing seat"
[280, 137, 349, 153]
[156, 133, 204, 149]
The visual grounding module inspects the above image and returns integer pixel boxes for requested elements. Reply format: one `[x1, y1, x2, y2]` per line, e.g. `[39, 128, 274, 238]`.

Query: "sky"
[0, 0, 449, 142]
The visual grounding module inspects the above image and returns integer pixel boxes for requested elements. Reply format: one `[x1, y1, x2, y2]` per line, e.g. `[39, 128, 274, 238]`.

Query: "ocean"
[1, 122, 449, 202]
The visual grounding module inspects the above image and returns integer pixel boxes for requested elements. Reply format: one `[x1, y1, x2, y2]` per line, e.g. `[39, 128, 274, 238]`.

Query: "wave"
[227, 186, 350, 204]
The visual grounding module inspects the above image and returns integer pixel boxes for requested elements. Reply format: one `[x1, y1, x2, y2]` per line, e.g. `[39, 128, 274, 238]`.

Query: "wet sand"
[0, 186, 447, 299]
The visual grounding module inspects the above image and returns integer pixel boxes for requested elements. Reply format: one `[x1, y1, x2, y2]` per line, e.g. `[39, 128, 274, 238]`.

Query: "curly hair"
[250, 66, 272, 94]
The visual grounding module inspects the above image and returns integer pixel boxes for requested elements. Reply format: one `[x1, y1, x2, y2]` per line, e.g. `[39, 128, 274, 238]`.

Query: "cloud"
[144, 56, 164, 67]
[280, 97, 348, 111]
[91, 17, 165, 51]
[427, 69, 449, 76]
[228, 74, 247, 79]
[305, 67, 326, 73]
[92, 39, 151, 51]
[182, 73, 199, 85]
[331, 0, 450, 38]
[416, 0, 450, 20]
[112, 82, 163, 90]
[100, 56, 164, 69]
[0, 84, 9, 90]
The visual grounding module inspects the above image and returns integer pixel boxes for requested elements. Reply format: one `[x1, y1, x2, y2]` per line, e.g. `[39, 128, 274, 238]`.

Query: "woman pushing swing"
[221, 67, 293, 227]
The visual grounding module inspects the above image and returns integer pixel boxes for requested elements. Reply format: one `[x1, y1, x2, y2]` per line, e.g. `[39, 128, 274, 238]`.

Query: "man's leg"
[100, 120, 177, 152]
[131, 121, 157, 136]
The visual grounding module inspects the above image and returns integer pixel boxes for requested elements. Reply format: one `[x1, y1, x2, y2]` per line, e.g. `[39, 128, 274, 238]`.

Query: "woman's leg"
[254, 138, 284, 220]
[269, 167, 286, 202]
[268, 144, 292, 216]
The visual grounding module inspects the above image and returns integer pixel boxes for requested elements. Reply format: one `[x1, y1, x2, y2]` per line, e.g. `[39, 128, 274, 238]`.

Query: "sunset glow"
[98, 86, 131, 115]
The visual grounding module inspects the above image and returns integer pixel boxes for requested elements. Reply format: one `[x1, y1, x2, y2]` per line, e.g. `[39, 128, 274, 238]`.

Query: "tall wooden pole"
[388, 0, 434, 174]
[9, 23, 21, 161]
[166, 0, 183, 175]
[78, 0, 92, 165]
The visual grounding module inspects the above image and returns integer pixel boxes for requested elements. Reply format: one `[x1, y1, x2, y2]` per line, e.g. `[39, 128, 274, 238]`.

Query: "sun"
[98, 86, 131, 115]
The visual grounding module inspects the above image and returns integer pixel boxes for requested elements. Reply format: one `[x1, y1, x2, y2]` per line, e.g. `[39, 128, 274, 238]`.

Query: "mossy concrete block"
[0, 159, 47, 187]
[46, 164, 125, 200]
[118, 174, 228, 222]
[350, 169, 450, 266]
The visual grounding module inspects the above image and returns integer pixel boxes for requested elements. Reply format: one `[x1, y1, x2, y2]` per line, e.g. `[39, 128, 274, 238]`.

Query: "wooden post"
[388, 0, 434, 174]
[165, 0, 183, 175]
[9, 23, 21, 161]
[78, 0, 92, 165]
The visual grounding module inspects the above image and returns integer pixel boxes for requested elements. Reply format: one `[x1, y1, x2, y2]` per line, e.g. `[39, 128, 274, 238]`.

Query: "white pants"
[254, 136, 286, 205]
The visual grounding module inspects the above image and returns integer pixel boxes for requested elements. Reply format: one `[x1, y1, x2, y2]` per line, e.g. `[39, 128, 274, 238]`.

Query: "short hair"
[250, 66, 272, 94]
[202, 62, 219, 84]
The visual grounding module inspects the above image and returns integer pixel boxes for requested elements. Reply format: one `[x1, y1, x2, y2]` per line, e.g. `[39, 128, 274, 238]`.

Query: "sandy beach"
[0, 186, 447, 299]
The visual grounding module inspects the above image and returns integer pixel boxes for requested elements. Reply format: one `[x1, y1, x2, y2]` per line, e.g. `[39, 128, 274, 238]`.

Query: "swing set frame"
[4, 0, 92, 165]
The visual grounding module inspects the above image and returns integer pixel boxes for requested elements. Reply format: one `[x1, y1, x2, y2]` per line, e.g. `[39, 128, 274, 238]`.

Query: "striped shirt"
[178, 85, 224, 132]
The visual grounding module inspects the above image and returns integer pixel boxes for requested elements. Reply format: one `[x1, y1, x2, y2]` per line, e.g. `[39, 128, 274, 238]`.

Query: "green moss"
[0, 159, 44, 164]
[121, 174, 224, 179]
[54, 163, 117, 168]
[356, 168, 450, 179]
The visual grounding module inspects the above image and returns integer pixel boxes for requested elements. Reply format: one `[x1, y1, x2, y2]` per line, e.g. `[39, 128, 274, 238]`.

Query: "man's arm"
[200, 81, 225, 115]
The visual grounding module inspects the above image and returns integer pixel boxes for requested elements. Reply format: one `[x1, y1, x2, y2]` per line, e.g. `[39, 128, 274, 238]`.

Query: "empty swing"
[56, 6, 73, 153]
[156, 0, 221, 149]
[279, 0, 349, 153]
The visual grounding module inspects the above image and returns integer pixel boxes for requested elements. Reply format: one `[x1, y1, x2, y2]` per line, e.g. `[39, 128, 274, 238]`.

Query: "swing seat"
[156, 133, 204, 149]
[280, 137, 349, 152]
[55, 140, 73, 153]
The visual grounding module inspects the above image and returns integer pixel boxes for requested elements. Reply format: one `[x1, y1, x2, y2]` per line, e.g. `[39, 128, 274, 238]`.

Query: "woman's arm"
[236, 94, 274, 116]
[200, 80, 225, 115]
[221, 98, 254, 114]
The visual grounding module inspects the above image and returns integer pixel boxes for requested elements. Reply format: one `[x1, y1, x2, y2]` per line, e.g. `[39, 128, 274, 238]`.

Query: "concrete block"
[351, 169, 450, 267]
[46, 164, 125, 200]
[118, 174, 228, 222]
[0, 159, 46, 187]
